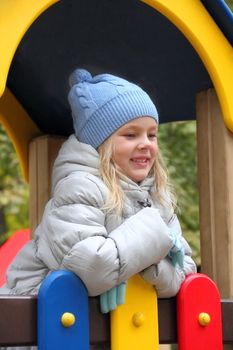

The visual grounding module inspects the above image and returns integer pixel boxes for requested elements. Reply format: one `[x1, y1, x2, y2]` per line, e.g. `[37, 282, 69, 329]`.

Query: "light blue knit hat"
[68, 69, 159, 149]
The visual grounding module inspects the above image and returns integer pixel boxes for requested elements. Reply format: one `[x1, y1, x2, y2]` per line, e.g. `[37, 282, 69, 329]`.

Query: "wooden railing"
[0, 271, 233, 349]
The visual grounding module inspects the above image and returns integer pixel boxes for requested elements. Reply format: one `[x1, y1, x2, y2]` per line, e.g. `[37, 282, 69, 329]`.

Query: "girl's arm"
[36, 176, 174, 296]
[140, 214, 197, 297]
[56, 207, 173, 296]
[140, 250, 196, 298]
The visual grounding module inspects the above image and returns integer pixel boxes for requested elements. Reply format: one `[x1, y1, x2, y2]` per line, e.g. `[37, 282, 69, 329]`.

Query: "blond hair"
[98, 137, 176, 215]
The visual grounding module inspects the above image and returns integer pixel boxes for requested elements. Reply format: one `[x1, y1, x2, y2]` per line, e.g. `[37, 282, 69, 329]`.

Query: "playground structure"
[0, 0, 233, 348]
[0, 229, 30, 286]
[0, 270, 232, 349]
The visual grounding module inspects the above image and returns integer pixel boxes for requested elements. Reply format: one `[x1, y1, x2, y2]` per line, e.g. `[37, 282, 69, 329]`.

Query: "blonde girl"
[1, 69, 196, 322]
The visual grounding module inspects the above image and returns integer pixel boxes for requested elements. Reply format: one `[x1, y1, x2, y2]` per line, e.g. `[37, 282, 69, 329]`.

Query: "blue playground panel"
[38, 270, 89, 350]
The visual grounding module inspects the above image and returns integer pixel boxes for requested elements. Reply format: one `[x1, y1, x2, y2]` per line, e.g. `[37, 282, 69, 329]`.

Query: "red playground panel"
[177, 273, 223, 350]
[0, 229, 30, 286]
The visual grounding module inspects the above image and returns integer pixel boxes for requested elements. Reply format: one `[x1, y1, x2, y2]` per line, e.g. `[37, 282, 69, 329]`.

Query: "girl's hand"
[100, 282, 126, 313]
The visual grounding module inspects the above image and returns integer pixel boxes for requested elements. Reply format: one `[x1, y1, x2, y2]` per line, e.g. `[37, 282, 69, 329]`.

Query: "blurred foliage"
[159, 121, 200, 266]
[0, 124, 29, 245]
[225, 0, 233, 10]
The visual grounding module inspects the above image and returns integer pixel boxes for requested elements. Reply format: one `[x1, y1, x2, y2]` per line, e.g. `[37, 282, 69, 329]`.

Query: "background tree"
[0, 124, 29, 245]
[226, 0, 233, 9]
[159, 121, 200, 265]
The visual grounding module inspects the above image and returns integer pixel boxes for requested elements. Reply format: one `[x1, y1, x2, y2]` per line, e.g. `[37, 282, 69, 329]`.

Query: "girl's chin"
[115, 165, 151, 183]
[128, 171, 150, 183]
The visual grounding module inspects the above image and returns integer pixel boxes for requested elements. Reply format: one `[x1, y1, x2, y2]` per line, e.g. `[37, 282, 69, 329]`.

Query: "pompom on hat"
[68, 69, 159, 149]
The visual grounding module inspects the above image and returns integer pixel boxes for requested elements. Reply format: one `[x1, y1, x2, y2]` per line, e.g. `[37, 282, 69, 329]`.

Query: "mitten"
[100, 282, 126, 314]
[168, 232, 184, 268]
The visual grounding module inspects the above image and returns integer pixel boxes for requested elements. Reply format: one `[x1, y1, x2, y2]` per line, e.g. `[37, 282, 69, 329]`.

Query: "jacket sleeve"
[36, 176, 174, 296]
[60, 207, 174, 296]
[140, 214, 197, 297]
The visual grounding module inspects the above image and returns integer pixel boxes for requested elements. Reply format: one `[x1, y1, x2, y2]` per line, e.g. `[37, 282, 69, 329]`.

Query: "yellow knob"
[198, 312, 211, 326]
[132, 312, 145, 327]
[61, 312, 76, 327]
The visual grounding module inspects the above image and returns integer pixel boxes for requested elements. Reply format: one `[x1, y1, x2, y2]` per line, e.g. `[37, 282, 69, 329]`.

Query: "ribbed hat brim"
[78, 90, 158, 148]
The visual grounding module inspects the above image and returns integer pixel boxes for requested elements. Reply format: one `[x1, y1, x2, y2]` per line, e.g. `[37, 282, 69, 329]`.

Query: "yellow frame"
[0, 0, 232, 180]
[0, 0, 59, 97]
[0, 0, 59, 181]
[142, 0, 233, 132]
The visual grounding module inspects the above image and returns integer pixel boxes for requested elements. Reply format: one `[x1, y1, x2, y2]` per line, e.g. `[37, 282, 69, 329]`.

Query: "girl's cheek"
[151, 142, 158, 152]
[153, 148, 159, 158]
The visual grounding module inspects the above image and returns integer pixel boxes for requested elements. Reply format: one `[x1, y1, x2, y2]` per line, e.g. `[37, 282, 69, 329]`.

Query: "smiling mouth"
[131, 158, 149, 163]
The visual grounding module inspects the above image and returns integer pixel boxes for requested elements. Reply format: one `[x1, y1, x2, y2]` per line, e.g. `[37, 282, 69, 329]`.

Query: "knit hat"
[68, 69, 159, 149]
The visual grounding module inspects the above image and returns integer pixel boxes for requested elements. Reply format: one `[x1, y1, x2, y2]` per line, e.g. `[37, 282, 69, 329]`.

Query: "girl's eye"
[125, 134, 135, 138]
[148, 134, 157, 139]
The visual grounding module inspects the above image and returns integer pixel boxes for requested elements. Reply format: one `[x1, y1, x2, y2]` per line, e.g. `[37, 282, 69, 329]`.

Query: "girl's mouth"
[131, 158, 150, 168]
[131, 158, 149, 163]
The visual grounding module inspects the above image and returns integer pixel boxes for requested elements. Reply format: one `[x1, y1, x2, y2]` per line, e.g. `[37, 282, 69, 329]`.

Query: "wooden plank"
[29, 139, 38, 235]
[37, 137, 50, 228]
[158, 298, 177, 344]
[0, 296, 232, 346]
[222, 300, 233, 344]
[196, 89, 233, 298]
[0, 295, 37, 347]
[29, 136, 65, 236]
[37, 136, 65, 232]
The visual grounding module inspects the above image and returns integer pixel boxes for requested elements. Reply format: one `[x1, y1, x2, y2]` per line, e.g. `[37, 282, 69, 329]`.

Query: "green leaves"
[159, 121, 200, 265]
[0, 125, 29, 245]
[225, 0, 233, 10]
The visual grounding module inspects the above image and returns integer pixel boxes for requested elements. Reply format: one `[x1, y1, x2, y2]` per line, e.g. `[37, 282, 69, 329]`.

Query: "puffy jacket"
[1, 135, 196, 298]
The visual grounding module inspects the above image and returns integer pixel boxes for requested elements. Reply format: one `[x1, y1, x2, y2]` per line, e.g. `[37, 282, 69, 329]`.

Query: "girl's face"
[111, 117, 158, 183]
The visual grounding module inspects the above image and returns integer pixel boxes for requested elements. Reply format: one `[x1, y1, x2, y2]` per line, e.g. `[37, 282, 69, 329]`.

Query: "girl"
[1, 69, 196, 348]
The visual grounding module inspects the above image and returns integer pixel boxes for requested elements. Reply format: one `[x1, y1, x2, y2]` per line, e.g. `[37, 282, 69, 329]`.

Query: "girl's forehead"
[120, 117, 157, 129]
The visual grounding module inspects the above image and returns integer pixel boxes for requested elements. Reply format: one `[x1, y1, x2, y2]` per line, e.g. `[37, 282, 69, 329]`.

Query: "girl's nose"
[137, 136, 151, 149]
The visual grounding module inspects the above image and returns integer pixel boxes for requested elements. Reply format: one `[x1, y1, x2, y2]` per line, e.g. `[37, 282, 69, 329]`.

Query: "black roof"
[7, 0, 231, 136]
